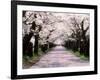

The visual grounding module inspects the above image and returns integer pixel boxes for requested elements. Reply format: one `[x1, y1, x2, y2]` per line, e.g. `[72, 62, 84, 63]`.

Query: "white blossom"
[23, 11, 90, 45]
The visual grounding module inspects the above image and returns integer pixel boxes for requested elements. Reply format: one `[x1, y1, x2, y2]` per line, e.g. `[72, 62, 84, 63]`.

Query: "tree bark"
[23, 32, 33, 56]
[34, 34, 39, 55]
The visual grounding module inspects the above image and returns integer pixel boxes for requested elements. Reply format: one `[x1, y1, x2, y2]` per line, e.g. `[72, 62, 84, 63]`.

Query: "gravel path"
[30, 46, 89, 68]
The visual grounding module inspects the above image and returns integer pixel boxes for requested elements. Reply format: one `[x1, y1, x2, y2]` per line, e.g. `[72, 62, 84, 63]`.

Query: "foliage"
[64, 15, 90, 57]
[22, 11, 90, 58]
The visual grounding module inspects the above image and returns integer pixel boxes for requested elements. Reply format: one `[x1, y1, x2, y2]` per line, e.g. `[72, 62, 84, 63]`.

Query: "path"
[30, 46, 89, 68]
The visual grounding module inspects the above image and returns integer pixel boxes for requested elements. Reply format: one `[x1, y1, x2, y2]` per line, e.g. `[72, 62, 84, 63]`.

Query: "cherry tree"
[23, 11, 44, 56]
[22, 11, 58, 56]
[68, 14, 90, 56]
[22, 11, 90, 57]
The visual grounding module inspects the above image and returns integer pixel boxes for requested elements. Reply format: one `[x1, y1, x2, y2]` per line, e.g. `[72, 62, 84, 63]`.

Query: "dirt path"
[30, 46, 89, 68]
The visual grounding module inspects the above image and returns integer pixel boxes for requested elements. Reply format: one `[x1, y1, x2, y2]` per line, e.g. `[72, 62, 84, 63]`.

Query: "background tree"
[69, 15, 90, 56]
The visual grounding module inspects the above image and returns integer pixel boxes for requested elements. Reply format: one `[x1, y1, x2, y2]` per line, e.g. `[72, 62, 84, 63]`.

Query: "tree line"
[64, 16, 89, 57]
[22, 11, 90, 58]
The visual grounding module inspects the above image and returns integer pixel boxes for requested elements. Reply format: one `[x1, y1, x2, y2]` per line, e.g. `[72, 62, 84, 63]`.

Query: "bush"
[41, 44, 48, 52]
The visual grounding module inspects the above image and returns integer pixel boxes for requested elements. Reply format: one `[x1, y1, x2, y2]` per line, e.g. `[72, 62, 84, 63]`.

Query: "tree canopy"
[22, 11, 90, 57]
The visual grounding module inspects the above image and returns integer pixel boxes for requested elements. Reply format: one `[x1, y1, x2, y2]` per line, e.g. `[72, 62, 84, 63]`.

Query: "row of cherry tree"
[22, 11, 90, 57]
[64, 15, 90, 57]
[23, 11, 61, 57]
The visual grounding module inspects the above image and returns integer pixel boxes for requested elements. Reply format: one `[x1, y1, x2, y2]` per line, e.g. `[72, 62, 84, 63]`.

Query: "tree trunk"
[23, 32, 33, 56]
[34, 34, 39, 55]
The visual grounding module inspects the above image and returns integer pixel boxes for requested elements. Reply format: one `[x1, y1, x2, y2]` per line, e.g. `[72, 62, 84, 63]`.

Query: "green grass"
[23, 49, 43, 69]
[22, 47, 54, 69]
[23, 54, 40, 69]
[74, 51, 89, 60]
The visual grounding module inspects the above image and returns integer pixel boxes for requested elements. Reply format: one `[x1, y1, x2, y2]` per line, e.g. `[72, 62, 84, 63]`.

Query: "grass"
[22, 47, 54, 69]
[23, 49, 43, 69]
[73, 51, 89, 60]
